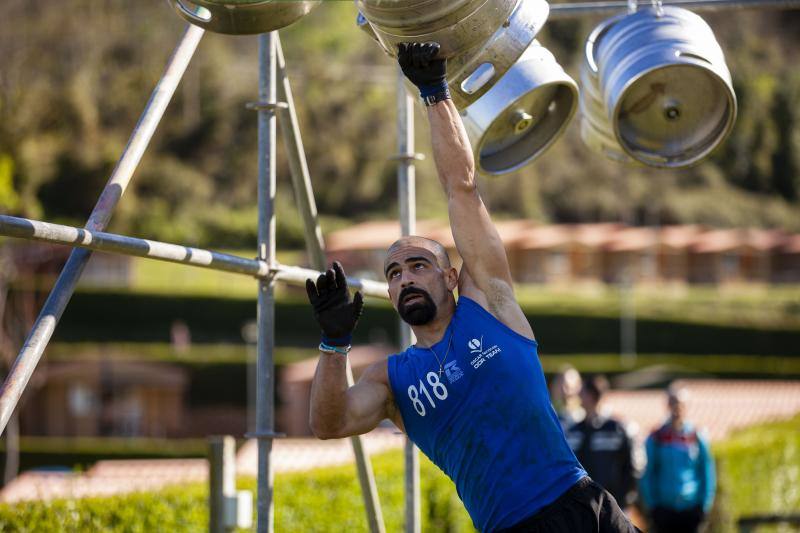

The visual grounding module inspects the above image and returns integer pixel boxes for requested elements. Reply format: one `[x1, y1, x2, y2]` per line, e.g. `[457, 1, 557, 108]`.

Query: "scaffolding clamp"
[389, 152, 425, 162]
[246, 101, 289, 111]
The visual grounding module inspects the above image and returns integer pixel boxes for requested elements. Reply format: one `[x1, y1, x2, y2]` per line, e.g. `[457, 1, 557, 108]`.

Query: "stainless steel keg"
[579, 15, 634, 163]
[166, 0, 320, 35]
[594, 6, 737, 167]
[461, 41, 578, 175]
[356, 0, 550, 108]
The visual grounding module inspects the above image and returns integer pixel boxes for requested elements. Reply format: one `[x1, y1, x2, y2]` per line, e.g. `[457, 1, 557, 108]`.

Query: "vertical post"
[209, 436, 236, 533]
[397, 68, 421, 533]
[0, 24, 204, 436]
[256, 31, 277, 533]
[273, 35, 386, 533]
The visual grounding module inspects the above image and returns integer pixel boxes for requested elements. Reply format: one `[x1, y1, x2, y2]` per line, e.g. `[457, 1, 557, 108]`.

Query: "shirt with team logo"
[387, 296, 586, 533]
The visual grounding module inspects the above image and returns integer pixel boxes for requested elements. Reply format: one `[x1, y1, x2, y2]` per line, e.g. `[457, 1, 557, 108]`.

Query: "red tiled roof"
[604, 227, 658, 252]
[325, 220, 447, 252]
[782, 235, 800, 254]
[516, 225, 573, 250]
[657, 225, 706, 249]
[572, 223, 623, 248]
[691, 228, 786, 254]
[603, 379, 800, 442]
[325, 220, 798, 257]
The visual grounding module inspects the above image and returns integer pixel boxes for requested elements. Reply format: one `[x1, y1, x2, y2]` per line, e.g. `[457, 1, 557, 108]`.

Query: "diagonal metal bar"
[0, 24, 205, 436]
[274, 34, 386, 533]
[549, 0, 800, 18]
[275, 37, 327, 271]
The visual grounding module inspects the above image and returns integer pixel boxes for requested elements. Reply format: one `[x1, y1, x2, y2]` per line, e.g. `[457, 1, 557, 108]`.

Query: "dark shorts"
[498, 477, 641, 533]
[650, 506, 705, 533]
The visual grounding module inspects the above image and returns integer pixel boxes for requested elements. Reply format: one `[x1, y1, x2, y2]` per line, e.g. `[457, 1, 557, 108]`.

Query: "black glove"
[397, 42, 449, 99]
[305, 261, 364, 347]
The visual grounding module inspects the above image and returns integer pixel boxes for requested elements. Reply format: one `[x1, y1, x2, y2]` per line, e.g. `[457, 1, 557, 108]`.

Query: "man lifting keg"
[306, 42, 639, 533]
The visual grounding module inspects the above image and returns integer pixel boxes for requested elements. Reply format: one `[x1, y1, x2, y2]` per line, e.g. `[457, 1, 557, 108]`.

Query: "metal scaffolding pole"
[255, 31, 278, 533]
[549, 0, 800, 18]
[395, 69, 421, 533]
[0, 24, 204, 437]
[273, 35, 386, 533]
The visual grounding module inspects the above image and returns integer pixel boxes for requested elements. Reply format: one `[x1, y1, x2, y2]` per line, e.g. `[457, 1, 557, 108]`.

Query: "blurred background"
[0, 0, 798, 531]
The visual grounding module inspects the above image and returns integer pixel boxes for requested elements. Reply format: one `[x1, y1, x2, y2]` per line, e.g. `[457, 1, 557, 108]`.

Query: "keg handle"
[173, 0, 213, 24]
[651, 0, 665, 16]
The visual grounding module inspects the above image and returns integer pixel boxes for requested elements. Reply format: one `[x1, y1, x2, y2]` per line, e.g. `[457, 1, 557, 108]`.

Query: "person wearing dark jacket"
[566, 375, 638, 510]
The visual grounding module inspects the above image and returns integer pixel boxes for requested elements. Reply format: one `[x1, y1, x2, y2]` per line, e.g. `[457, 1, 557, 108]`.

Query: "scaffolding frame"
[0, 26, 403, 533]
[1, 1, 800, 532]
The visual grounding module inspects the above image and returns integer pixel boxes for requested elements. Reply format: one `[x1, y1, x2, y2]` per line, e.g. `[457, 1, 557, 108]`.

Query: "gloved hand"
[397, 42, 449, 99]
[305, 261, 364, 347]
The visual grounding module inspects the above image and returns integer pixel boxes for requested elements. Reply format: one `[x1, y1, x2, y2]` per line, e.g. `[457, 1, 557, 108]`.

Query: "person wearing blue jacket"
[641, 387, 716, 532]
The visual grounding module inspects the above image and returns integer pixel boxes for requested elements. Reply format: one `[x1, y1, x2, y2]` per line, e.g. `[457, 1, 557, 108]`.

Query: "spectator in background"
[641, 386, 716, 533]
[549, 364, 585, 428]
[566, 375, 638, 511]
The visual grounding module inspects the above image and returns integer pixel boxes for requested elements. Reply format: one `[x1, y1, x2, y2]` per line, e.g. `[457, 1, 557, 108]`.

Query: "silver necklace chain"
[424, 330, 454, 377]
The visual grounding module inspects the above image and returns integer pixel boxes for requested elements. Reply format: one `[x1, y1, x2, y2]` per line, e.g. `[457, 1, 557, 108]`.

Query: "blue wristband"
[319, 342, 351, 356]
[419, 81, 449, 99]
[321, 334, 352, 347]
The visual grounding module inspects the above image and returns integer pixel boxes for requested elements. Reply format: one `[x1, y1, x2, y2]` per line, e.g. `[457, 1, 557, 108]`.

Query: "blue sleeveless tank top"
[388, 297, 586, 532]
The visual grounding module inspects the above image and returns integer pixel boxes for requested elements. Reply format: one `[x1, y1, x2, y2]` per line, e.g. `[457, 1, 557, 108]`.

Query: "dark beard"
[398, 287, 437, 326]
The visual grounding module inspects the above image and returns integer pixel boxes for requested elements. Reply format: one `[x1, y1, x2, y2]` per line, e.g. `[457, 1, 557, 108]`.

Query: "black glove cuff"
[321, 333, 352, 347]
[423, 88, 451, 107]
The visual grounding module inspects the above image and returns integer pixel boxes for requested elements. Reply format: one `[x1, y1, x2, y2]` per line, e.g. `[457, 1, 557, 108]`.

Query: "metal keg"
[461, 41, 578, 175]
[579, 15, 634, 163]
[166, 0, 320, 35]
[356, 0, 550, 108]
[595, 6, 737, 167]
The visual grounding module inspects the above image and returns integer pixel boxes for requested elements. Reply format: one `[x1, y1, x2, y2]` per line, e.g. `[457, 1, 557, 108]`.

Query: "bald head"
[386, 236, 451, 271]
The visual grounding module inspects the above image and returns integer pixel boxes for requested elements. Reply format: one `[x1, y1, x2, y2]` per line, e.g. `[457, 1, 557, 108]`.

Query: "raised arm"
[305, 262, 399, 438]
[398, 42, 533, 339]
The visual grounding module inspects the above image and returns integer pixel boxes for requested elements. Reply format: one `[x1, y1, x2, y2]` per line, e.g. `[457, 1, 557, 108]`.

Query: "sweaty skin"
[309, 99, 533, 440]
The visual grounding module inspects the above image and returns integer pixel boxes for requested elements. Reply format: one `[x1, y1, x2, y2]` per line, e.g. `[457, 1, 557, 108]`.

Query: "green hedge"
[0, 484, 207, 532]
[710, 416, 800, 533]
[0, 452, 474, 532]
[2, 416, 798, 532]
[53, 292, 800, 356]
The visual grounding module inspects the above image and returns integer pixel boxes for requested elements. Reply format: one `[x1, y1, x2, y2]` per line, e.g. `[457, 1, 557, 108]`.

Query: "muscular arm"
[427, 100, 534, 339]
[309, 355, 400, 439]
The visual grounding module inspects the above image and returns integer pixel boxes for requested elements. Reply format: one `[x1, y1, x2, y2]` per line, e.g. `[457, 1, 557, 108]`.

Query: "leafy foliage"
[1, 2, 799, 248]
[710, 416, 800, 533]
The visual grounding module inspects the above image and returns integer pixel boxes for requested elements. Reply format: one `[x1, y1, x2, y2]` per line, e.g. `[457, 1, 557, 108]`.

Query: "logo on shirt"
[468, 334, 502, 369]
[468, 337, 483, 353]
[443, 360, 464, 384]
